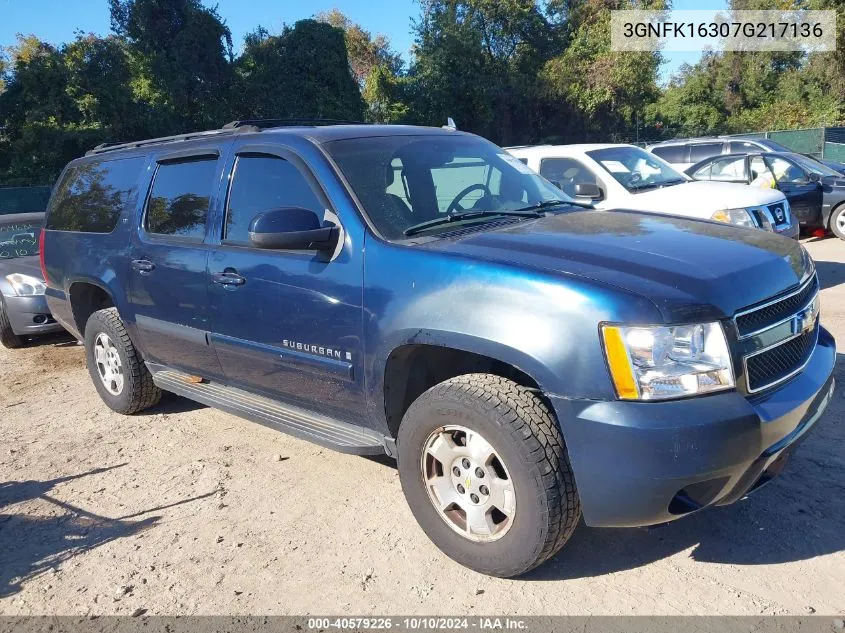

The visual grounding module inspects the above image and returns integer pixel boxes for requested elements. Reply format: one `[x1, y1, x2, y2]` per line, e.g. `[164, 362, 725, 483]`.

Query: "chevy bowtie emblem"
[792, 304, 818, 335]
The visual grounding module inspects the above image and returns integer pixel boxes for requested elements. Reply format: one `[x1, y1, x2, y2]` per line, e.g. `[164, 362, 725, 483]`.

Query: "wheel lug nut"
[479, 485, 489, 496]
[462, 458, 471, 469]
[457, 484, 466, 494]
[475, 467, 484, 478]
[470, 493, 480, 503]
[452, 466, 461, 477]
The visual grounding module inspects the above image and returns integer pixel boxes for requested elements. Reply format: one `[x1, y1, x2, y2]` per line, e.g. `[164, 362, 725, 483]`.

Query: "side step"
[151, 369, 388, 456]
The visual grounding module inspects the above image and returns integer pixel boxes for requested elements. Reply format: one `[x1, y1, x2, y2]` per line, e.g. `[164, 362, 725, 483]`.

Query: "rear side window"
[225, 155, 323, 245]
[728, 140, 761, 153]
[650, 145, 689, 164]
[46, 157, 145, 232]
[688, 143, 723, 163]
[145, 158, 218, 240]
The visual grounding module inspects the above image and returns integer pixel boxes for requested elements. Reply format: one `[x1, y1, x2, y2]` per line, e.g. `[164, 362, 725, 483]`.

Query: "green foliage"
[0, 0, 842, 184]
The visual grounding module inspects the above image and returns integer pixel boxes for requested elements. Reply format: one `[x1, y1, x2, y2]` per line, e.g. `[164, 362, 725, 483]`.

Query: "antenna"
[442, 117, 457, 131]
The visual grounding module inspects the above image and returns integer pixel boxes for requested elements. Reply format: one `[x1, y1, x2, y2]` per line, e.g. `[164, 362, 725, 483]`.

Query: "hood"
[623, 180, 785, 220]
[0, 255, 44, 280]
[424, 210, 811, 323]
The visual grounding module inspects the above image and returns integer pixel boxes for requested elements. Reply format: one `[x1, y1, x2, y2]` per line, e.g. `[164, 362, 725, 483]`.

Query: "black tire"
[84, 307, 161, 414]
[0, 296, 24, 349]
[397, 373, 581, 577]
[829, 204, 845, 240]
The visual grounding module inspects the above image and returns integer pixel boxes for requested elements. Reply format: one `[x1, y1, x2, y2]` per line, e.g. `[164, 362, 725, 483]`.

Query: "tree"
[109, 0, 234, 132]
[233, 20, 366, 121]
[317, 9, 403, 85]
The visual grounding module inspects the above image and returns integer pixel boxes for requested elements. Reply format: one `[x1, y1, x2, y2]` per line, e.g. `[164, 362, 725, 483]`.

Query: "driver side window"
[225, 154, 323, 246]
[765, 156, 806, 184]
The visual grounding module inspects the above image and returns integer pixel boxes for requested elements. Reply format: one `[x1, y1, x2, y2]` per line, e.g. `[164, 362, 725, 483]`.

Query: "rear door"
[207, 144, 365, 423]
[127, 148, 227, 377]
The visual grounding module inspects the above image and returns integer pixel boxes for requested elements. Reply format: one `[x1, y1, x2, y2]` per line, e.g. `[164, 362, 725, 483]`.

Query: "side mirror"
[807, 172, 821, 183]
[248, 207, 339, 252]
[574, 182, 603, 200]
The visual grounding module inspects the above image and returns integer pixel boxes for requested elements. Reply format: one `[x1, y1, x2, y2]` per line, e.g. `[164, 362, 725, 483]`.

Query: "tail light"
[39, 229, 49, 286]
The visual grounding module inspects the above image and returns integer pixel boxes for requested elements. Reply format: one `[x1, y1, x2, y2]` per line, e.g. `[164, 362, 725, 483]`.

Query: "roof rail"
[222, 118, 366, 129]
[85, 126, 258, 156]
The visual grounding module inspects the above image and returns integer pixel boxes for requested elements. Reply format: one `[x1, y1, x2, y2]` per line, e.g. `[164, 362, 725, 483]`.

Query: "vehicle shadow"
[0, 465, 214, 598]
[142, 391, 207, 415]
[814, 259, 845, 290]
[22, 330, 77, 348]
[526, 353, 845, 581]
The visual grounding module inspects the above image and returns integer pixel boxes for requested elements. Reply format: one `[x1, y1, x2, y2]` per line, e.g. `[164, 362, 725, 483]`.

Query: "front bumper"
[550, 325, 836, 528]
[774, 220, 800, 240]
[3, 293, 65, 337]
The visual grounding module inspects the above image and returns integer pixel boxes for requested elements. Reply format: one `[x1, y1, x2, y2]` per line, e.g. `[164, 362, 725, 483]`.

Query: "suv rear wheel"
[84, 307, 161, 414]
[397, 374, 580, 577]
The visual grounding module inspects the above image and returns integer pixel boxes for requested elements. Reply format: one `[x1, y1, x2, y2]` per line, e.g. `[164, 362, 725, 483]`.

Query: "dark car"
[41, 121, 835, 578]
[686, 151, 845, 237]
[0, 212, 64, 347]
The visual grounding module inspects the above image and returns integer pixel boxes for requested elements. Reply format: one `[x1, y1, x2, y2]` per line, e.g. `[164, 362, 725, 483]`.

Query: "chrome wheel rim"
[420, 425, 516, 542]
[94, 332, 124, 396]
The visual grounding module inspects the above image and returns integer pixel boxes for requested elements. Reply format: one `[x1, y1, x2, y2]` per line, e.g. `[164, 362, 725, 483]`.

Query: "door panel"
[127, 153, 224, 376]
[765, 156, 823, 226]
[208, 151, 365, 424]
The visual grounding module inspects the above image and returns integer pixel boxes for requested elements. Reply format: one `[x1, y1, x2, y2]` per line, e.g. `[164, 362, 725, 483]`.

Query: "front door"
[207, 147, 364, 425]
[127, 151, 225, 377]
[764, 155, 824, 226]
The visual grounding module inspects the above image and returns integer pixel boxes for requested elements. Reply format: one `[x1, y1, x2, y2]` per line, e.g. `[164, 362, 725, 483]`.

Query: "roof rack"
[85, 126, 258, 156]
[222, 118, 366, 129]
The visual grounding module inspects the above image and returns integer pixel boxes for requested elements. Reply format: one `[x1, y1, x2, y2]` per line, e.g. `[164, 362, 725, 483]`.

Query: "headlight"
[711, 208, 757, 228]
[5, 273, 46, 296]
[601, 322, 734, 400]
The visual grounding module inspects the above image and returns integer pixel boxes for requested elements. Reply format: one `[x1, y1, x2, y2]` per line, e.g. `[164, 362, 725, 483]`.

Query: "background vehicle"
[685, 151, 845, 237]
[0, 212, 64, 348]
[42, 122, 834, 578]
[507, 144, 797, 238]
[646, 137, 794, 171]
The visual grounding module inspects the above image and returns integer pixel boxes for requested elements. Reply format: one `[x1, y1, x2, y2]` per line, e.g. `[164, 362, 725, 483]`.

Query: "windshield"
[0, 221, 41, 260]
[785, 153, 841, 178]
[586, 146, 687, 192]
[325, 134, 570, 240]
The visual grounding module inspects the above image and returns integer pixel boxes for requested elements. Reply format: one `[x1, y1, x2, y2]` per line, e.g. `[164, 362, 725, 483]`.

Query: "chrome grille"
[745, 326, 818, 392]
[736, 274, 820, 393]
[735, 276, 818, 337]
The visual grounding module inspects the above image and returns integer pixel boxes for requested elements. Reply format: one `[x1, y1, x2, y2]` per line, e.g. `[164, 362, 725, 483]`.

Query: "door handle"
[131, 259, 155, 273]
[211, 271, 246, 286]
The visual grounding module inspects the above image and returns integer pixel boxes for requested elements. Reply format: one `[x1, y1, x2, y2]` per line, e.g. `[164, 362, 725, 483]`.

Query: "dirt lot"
[2, 237, 845, 616]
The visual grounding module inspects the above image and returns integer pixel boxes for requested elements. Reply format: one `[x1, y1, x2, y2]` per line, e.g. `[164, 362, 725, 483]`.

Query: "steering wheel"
[446, 183, 491, 214]
[627, 172, 643, 187]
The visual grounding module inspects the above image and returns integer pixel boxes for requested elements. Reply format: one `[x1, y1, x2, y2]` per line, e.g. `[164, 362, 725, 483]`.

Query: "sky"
[0, 0, 729, 84]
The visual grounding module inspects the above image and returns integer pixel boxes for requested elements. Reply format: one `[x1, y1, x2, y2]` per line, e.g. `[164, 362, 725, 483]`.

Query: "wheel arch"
[67, 278, 119, 338]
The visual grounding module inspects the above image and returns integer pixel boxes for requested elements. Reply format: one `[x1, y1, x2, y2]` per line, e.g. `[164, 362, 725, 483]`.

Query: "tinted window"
[688, 143, 723, 163]
[539, 158, 598, 197]
[728, 140, 762, 153]
[0, 221, 41, 259]
[225, 155, 322, 244]
[650, 145, 689, 163]
[46, 157, 145, 232]
[145, 158, 217, 239]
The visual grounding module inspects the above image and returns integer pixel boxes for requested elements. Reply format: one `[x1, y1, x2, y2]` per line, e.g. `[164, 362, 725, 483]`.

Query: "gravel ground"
[1, 237, 844, 616]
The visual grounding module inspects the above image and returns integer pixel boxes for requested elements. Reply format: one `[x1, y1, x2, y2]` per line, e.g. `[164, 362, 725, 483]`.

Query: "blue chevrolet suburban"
[41, 121, 835, 577]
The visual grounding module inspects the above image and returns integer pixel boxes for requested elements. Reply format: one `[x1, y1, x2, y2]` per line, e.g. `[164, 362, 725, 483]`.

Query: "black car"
[686, 151, 845, 238]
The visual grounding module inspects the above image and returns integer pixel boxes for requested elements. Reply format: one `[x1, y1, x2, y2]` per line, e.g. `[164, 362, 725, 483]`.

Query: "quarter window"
[46, 157, 145, 233]
[688, 143, 723, 163]
[145, 158, 218, 239]
[708, 156, 747, 181]
[225, 155, 323, 245]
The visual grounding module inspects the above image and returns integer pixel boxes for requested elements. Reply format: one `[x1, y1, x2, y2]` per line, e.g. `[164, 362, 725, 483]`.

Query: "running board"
[150, 368, 388, 456]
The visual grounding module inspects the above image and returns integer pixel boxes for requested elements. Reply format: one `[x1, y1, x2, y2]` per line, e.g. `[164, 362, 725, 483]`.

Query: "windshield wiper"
[403, 209, 542, 237]
[629, 179, 685, 192]
[512, 198, 594, 212]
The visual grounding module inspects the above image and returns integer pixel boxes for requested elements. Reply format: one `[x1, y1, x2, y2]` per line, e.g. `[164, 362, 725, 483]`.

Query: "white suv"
[507, 143, 798, 239]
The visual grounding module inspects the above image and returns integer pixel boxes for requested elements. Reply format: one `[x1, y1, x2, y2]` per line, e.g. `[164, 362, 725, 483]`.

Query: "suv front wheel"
[397, 374, 581, 577]
[84, 307, 161, 414]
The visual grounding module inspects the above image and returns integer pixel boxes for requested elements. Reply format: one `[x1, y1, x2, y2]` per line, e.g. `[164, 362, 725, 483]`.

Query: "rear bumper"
[3, 294, 65, 337]
[551, 326, 836, 528]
